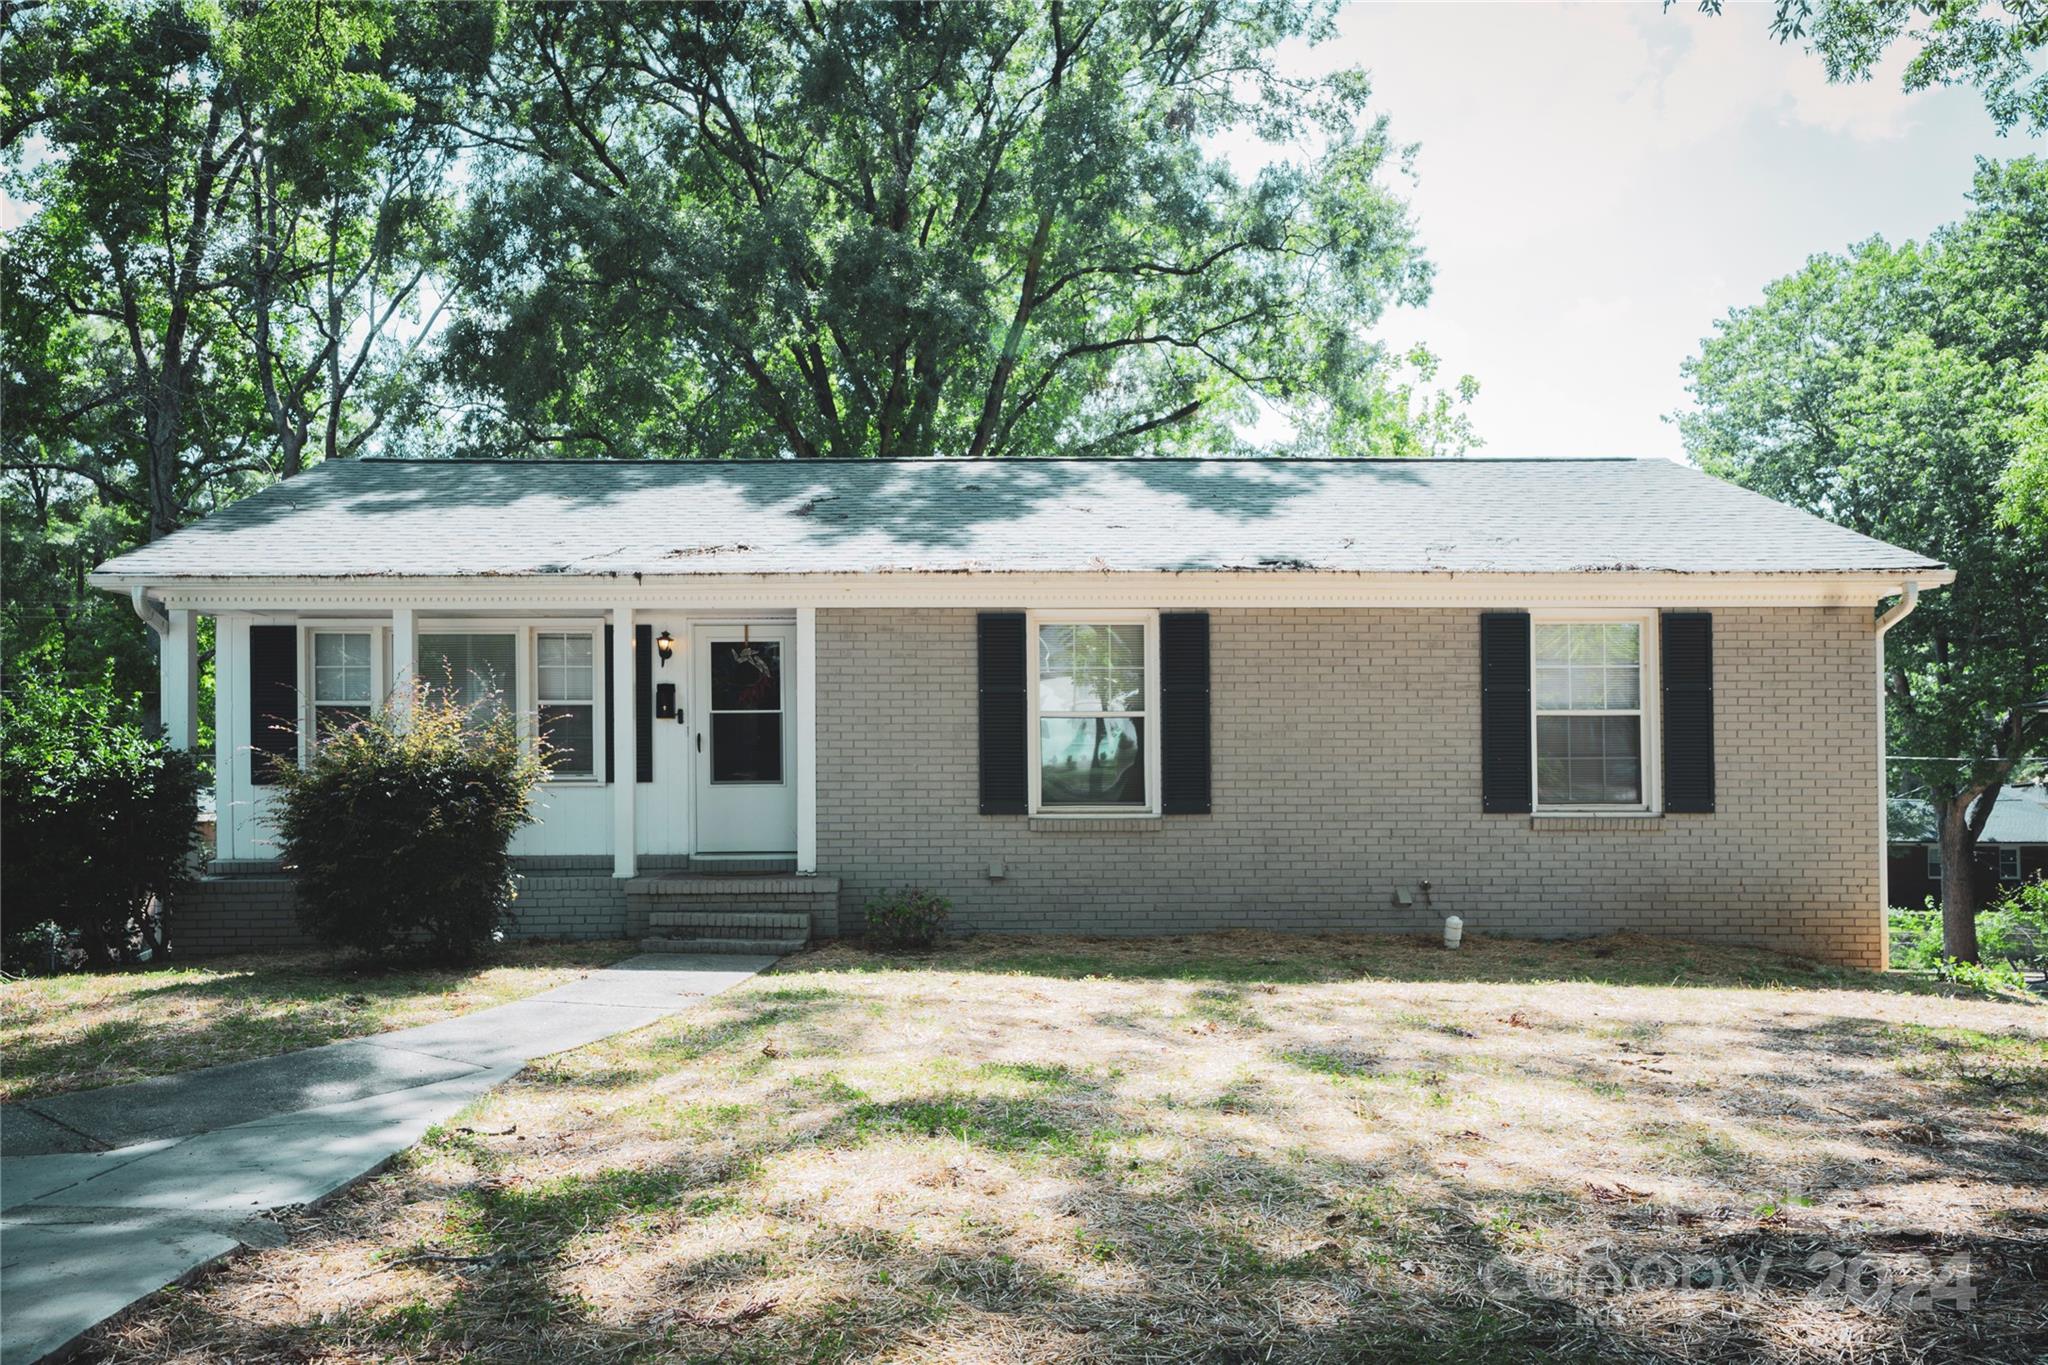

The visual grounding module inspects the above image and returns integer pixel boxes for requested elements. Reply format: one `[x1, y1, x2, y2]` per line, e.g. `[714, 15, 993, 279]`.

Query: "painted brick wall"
[816, 606, 1884, 967]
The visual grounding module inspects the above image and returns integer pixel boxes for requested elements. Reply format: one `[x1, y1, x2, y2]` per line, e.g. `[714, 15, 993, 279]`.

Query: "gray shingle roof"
[92, 457, 1947, 581]
[1890, 785, 2048, 845]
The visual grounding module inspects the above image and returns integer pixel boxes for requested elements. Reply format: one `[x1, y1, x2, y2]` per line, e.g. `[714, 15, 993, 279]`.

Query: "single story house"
[1887, 784, 2048, 909]
[90, 456, 1951, 967]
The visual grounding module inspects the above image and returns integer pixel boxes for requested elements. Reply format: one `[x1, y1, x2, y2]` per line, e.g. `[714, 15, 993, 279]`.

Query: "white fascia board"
[87, 567, 1954, 613]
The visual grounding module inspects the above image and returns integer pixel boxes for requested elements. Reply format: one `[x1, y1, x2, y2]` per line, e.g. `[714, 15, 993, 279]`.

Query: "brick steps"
[629, 874, 837, 957]
[641, 935, 808, 956]
[646, 910, 811, 933]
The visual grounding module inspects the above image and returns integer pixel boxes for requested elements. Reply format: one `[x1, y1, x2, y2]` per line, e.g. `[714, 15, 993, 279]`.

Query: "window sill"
[1528, 813, 1663, 832]
[1028, 814, 1163, 834]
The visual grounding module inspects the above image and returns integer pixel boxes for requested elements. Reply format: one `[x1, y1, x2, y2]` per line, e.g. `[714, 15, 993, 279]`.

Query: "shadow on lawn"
[1, 943, 638, 1103]
[84, 958, 2048, 1364]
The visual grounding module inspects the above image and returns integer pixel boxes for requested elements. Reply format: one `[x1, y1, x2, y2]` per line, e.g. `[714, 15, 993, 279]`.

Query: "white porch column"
[390, 606, 417, 725]
[796, 605, 818, 876]
[160, 609, 198, 750]
[612, 604, 637, 879]
[211, 614, 239, 862]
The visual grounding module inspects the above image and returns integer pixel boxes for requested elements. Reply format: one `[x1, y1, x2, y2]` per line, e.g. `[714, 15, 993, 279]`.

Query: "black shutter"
[1661, 612, 1715, 813]
[634, 623, 653, 783]
[1480, 612, 1532, 813]
[1160, 611, 1211, 814]
[604, 624, 615, 784]
[977, 612, 1027, 814]
[248, 624, 297, 787]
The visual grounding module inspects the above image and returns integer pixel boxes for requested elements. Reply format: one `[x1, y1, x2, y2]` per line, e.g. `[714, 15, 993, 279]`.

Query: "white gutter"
[1874, 581, 1920, 969]
[128, 584, 169, 637]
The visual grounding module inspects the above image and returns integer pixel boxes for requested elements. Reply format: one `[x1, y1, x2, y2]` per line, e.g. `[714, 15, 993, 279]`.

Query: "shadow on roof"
[136, 455, 1436, 560]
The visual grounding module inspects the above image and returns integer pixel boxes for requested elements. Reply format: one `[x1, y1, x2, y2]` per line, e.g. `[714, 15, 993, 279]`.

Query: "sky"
[1278, 2, 2043, 461]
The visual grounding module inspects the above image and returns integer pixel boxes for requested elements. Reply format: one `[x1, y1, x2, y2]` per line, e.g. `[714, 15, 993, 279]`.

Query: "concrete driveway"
[0, 952, 772, 1365]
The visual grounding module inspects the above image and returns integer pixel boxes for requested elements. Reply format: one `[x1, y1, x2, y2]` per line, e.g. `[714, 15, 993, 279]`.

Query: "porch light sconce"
[655, 630, 675, 666]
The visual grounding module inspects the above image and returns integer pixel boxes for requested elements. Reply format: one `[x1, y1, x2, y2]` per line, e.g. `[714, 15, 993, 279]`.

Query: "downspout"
[129, 583, 169, 638]
[1874, 581, 1919, 970]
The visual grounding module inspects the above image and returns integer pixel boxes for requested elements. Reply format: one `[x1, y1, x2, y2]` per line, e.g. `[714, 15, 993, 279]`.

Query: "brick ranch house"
[90, 457, 1950, 967]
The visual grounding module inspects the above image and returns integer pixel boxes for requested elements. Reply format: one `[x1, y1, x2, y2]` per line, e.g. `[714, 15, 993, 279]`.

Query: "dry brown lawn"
[0, 942, 639, 1102]
[89, 932, 2048, 1364]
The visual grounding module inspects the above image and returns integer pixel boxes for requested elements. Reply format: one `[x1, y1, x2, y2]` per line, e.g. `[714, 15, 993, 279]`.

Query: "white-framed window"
[535, 630, 598, 779]
[414, 621, 605, 783]
[1999, 846, 2021, 883]
[1028, 610, 1159, 816]
[309, 630, 374, 747]
[1927, 845, 1943, 881]
[418, 630, 519, 727]
[1532, 611, 1657, 812]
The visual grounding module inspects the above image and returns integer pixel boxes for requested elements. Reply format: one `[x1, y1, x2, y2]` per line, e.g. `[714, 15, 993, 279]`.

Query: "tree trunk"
[1938, 794, 1983, 963]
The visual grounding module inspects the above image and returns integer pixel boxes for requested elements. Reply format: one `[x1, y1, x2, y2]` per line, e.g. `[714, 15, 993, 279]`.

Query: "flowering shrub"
[272, 688, 542, 961]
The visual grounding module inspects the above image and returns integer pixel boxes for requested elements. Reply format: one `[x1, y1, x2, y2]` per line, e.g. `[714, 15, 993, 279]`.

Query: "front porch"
[145, 597, 825, 881]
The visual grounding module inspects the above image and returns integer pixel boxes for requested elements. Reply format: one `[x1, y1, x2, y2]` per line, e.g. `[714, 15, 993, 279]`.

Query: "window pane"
[314, 633, 368, 668]
[1040, 717, 1145, 807]
[540, 704, 594, 776]
[420, 633, 517, 723]
[313, 633, 372, 704]
[1038, 624, 1145, 715]
[537, 633, 595, 704]
[711, 641, 780, 711]
[1536, 715, 1642, 806]
[1533, 622, 1641, 715]
[1567, 667, 1606, 709]
[1605, 667, 1640, 709]
[711, 712, 783, 782]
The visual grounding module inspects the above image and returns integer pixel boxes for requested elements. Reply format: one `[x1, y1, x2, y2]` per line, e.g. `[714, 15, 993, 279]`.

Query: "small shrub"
[863, 886, 951, 951]
[272, 687, 543, 962]
[0, 666, 202, 966]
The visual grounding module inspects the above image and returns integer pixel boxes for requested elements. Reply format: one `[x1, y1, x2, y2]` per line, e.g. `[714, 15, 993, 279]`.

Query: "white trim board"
[95, 568, 1949, 614]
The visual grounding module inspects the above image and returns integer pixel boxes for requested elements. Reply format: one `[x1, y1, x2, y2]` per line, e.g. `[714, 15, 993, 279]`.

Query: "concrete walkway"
[0, 952, 772, 1365]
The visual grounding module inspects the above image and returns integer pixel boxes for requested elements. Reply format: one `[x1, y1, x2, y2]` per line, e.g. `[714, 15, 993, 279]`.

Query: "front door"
[692, 625, 798, 856]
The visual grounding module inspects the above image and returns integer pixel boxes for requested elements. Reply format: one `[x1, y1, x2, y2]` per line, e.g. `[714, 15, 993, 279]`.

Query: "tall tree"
[430, 0, 1466, 461]
[2, 0, 480, 691]
[1689, 0, 2048, 134]
[1680, 157, 2048, 962]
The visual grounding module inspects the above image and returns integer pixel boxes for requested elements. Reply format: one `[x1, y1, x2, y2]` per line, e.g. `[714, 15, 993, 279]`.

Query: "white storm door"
[692, 626, 798, 855]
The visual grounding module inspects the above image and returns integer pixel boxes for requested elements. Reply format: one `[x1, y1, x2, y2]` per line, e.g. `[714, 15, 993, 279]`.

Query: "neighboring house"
[1888, 784, 2048, 910]
[89, 457, 1951, 967]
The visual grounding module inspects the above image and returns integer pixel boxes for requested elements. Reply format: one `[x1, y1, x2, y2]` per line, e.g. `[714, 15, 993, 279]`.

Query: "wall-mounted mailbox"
[655, 682, 677, 720]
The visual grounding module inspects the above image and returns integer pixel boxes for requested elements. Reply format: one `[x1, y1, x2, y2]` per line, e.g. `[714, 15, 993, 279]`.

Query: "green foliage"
[433, 0, 1472, 462]
[1680, 157, 2048, 934]
[0, 665, 202, 967]
[1891, 883, 2048, 988]
[271, 689, 544, 962]
[863, 887, 952, 952]
[1691, 0, 2048, 133]
[3, 0, 483, 697]
[1997, 354, 2048, 537]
